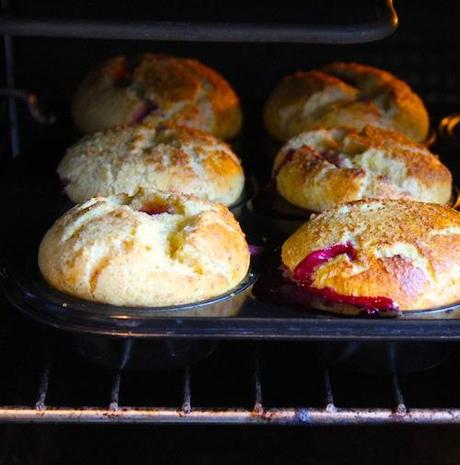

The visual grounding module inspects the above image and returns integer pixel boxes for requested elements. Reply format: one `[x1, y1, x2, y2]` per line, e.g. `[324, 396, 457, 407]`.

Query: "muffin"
[58, 122, 245, 206]
[38, 188, 250, 307]
[273, 126, 452, 212]
[281, 199, 460, 315]
[72, 53, 242, 140]
[264, 62, 429, 143]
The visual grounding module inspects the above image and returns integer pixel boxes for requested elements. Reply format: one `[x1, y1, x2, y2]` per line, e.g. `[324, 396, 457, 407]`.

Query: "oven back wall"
[3, 0, 460, 159]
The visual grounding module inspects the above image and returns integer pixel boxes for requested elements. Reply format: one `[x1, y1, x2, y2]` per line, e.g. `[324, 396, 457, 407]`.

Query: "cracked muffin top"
[264, 62, 429, 142]
[273, 125, 452, 212]
[72, 53, 242, 140]
[38, 188, 250, 307]
[58, 122, 245, 206]
[282, 199, 460, 314]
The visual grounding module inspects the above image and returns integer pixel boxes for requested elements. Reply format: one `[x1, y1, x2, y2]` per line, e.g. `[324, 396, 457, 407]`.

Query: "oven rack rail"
[0, 0, 397, 44]
[2, 348, 460, 425]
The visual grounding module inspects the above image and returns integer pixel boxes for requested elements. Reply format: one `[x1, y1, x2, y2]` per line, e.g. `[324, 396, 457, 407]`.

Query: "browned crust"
[264, 62, 429, 142]
[275, 145, 366, 212]
[346, 126, 450, 187]
[58, 122, 245, 205]
[72, 53, 242, 140]
[38, 189, 250, 307]
[281, 200, 460, 311]
[273, 126, 452, 211]
[323, 62, 429, 139]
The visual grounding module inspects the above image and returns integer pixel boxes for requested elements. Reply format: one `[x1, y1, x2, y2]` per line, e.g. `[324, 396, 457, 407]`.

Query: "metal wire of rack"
[1, 342, 460, 425]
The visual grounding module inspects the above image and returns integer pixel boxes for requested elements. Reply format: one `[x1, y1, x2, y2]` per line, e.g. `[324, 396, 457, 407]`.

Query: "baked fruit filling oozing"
[60, 177, 70, 193]
[291, 242, 399, 314]
[131, 99, 159, 124]
[273, 148, 296, 177]
[110, 59, 159, 124]
[319, 149, 351, 168]
[139, 201, 174, 215]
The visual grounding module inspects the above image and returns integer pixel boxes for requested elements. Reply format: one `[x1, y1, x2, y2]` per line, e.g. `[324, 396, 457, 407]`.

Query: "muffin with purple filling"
[280, 199, 460, 315]
[272, 125, 452, 213]
[58, 122, 245, 205]
[72, 53, 242, 140]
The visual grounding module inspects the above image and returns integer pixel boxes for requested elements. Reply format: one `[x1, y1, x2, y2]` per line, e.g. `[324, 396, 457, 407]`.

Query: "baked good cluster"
[38, 54, 459, 316]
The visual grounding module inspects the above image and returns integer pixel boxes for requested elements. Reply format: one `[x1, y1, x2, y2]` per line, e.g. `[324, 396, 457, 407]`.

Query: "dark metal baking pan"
[3, 251, 460, 341]
[1, 115, 460, 375]
[2, 246, 460, 374]
[251, 251, 460, 373]
[1, 258, 257, 370]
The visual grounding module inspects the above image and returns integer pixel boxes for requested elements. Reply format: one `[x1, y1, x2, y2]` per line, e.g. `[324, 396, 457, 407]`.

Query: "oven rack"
[0, 0, 397, 44]
[2, 339, 460, 425]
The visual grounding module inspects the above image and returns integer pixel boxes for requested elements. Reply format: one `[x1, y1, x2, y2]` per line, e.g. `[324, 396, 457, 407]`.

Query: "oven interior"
[1, 0, 460, 463]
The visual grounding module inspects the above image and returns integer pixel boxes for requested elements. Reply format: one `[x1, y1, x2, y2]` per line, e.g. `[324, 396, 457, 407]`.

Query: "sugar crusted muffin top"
[72, 53, 242, 140]
[264, 62, 429, 142]
[39, 188, 250, 307]
[273, 126, 452, 212]
[282, 199, 460, 313]
[59, 122, 245, 206]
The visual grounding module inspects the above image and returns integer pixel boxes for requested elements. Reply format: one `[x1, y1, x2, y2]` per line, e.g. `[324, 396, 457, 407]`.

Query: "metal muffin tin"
[1, 257, 257, 370]
[1, 115, 460, 373]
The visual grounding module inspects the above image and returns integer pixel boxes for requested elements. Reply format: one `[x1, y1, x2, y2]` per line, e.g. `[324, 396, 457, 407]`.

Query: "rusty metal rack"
[0, 320, 460, 425]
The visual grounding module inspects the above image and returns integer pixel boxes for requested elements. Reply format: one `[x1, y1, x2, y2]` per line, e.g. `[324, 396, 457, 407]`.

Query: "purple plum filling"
[292, 242, 357, 281]
[291, 242, 398, 313]
[131, 100, 158, 124]
[59, 177, 71, 195]
[320, 149, 350, 168]
[253, 244, 399, 316]
[273, 148, 296, 177]
[140, 204, 174, 215]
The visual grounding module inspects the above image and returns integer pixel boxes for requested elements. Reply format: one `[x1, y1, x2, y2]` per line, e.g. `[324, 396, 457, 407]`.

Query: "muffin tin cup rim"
[3, 258, 257, 326]
[282, 300, 460, 319]
[229, 177, 256, 212]
[249, 184, 460, 223]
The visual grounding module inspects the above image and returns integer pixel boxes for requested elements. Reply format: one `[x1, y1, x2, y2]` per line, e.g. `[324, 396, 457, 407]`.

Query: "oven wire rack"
[2, 345, 460, 425]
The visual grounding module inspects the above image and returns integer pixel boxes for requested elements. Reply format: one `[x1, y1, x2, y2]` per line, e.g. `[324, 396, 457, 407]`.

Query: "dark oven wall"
[2, 0, 460, 160]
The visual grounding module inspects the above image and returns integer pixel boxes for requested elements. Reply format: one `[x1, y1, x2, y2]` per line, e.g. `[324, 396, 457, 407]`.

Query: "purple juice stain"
[292, 242, 398, 313]
[140, 204, 173, 215]
[253, 244, 399, 316]
[59, 177, 71, 195]
[248, 244, 265, 256]
[273, 148, 296, 177]
[131, 99, 158, 124]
